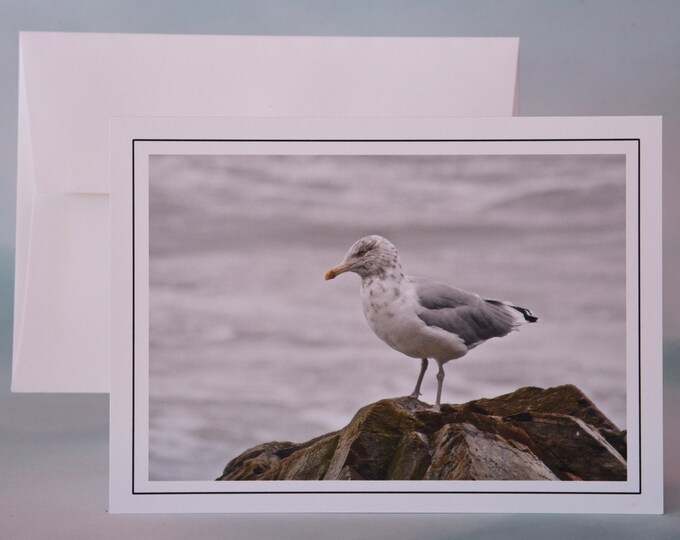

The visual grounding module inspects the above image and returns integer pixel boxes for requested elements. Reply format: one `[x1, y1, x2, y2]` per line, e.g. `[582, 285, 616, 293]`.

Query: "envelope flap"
[21, 32, 519, 195]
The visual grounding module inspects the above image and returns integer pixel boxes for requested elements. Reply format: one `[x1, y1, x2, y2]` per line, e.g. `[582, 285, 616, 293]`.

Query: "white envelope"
[13, 32, 519, 392]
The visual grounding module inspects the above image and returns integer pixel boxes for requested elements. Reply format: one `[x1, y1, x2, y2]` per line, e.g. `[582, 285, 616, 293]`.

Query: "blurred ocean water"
[149, 154, 626, 481]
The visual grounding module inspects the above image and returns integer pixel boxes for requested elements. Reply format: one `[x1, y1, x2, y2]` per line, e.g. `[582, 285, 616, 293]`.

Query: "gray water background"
[149, 154, 626, 481]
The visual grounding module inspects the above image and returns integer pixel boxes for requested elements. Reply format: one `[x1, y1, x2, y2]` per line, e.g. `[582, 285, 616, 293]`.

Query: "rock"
[386, 431, 431, 480]
[424, 423, 559, 480]
[505, 412, 627, 481]
[216, 385, 627, 482]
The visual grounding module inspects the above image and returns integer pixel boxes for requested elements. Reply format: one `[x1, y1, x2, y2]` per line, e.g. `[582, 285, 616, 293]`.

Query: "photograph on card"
[147, 153, 628, 483]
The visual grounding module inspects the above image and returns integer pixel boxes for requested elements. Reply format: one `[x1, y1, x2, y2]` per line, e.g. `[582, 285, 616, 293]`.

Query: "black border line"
[131, 137, 642, 497]
[131, 139, 136, 492]
[637, 138, 642, 494]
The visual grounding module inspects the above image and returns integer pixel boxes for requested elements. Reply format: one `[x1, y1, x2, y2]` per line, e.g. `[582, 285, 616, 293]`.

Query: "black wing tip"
[486, 299, 538, 323]
[513, 305, 538, 323]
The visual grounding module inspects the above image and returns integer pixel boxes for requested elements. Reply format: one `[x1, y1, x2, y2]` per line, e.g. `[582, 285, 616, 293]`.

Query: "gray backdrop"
[1, 1, 678, 538]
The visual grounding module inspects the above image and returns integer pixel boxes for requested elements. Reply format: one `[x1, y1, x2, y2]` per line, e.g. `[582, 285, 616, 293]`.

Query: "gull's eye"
[356, 248, 368, 257]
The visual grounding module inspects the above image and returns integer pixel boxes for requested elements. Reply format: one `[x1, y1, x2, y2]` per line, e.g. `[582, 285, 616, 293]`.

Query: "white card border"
[110, 116, 662, 513]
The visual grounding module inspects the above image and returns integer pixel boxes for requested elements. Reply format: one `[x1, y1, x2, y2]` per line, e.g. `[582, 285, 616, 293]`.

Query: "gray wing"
[414, 278, 516, 347]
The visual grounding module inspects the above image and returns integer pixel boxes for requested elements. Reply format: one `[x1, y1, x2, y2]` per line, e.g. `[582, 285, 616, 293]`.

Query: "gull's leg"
[409, 358, 428, 398]
[433, 361, 445, 412]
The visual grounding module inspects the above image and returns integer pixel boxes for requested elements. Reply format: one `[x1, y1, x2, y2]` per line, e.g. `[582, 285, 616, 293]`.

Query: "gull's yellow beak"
[325, 264, 350, 281]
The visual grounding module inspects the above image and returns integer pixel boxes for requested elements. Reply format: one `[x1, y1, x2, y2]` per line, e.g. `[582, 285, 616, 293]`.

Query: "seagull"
[325, 235, 537, 411]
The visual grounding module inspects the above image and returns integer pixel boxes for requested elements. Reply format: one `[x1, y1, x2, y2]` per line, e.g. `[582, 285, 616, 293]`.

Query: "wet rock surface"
[217, 384, 627, 481]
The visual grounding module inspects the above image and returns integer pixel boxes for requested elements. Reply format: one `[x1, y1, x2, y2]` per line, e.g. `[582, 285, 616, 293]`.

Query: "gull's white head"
[325, 235, 402, 281]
